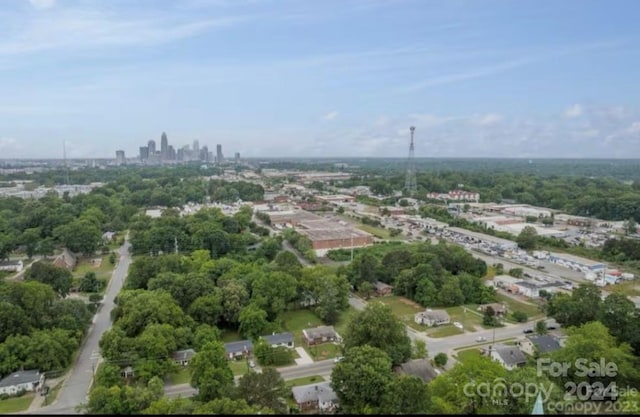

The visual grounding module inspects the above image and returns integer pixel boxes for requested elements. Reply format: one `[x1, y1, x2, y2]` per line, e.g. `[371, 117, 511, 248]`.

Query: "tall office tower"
[234, 152, 240, 164]
[116, 150, 126, 165]
[216, 144, 223, 164]
[177, 148, 184, 162]
[160, 132, 168, 160]
[200, 146, 209, 162]
[147, 140, 156, 155]
[193, 140, 200, 158]
[168, 145, 176, 161]
[139, 146, 149, 161]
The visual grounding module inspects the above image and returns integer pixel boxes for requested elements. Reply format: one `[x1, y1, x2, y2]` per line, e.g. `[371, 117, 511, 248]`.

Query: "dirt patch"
[399, 297, 422, 309]
[91, 258, 102, 267]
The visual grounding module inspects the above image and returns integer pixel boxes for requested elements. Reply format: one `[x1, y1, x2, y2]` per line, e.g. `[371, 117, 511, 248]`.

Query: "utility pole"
[174, 236, 178, 254]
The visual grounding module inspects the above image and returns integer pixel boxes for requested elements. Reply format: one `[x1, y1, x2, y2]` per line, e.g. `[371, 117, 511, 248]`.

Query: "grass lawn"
[280, 309, 323, 347]
[42, 380, 64, 407]
[334, 307, 358, 336]
[221, 330, 243, 343]
[228, 359, 251, 376]
[285, 375, 324, 388]
[607, 280, 640, 297]
[496, 294, 544, 321]
[73, 254, 116, 292]
[167, 368, 191, 385]
[455, 348, 483, 364]
[0, 394, 35, 413]
[354, 224, 391, 239]
[306, 343, 342, 361]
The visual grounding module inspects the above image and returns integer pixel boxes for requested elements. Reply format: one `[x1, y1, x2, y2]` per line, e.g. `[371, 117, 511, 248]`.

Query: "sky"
[1, 0, 640, 159]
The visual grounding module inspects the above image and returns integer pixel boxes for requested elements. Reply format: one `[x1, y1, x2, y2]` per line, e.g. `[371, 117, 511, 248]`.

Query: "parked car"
[334, 356, 344, 363]
[476, 336, 487, 342]
[523, 328, 534, 334]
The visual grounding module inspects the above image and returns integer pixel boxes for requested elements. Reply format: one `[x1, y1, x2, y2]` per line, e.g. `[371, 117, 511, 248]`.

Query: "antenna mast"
[404, 127, 417, 196]
[63, 141, 70, 185]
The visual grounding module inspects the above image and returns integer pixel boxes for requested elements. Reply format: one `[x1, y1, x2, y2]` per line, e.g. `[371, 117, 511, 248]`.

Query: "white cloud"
[564, 104, 583, 118]
[473, 113, 502, 126]
[28, 0, 56, 9]
[323, 111, 339, 121]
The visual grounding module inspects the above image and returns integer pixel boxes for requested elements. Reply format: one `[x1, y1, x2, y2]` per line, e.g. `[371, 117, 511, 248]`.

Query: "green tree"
[412, 339, 428, 359]
[516, 225, 538, 250]
[237, 368, 288, 414]
[188, 293, 224, 327]
[535, 319, 548, 335]
[437, 276, 464, 307]
[344, 302, 411, 365]
[624, 218, 638, 235]
[21, 228, 41, 259]
[238, 304, 269, 340]
[512, 310, 528, 323]
[193, 398, 268, 415]
[434, 352, 448, 367]
[53, 218, 101, 255]
[331, 345, 394, 414]
[508, 267, 524, 278]
[142, 397, 196, 415]
[599, 292, 636, 343]
[547, 283, 602, 327]
[79, 271, 103, 293]
[0, 301, 30, 343]
[24, 261, 73, 298]
[380, 375, 429, 415]
[190, 342, 234, 402]
[359, 281, 374, 300]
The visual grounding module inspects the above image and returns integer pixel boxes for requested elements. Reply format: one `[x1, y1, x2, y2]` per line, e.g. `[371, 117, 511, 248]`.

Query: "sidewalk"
[24, 376, 65, 413]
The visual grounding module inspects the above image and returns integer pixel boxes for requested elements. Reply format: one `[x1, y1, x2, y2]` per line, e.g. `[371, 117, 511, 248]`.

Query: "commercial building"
[548, 252, 605, 272]
[216, 144, 224, 163]
[447, 227, 518, 251]
[115, 150, 125, 165]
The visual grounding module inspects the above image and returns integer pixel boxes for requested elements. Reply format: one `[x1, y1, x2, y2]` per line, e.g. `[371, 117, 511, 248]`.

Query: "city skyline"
[0, 0, 639, 159]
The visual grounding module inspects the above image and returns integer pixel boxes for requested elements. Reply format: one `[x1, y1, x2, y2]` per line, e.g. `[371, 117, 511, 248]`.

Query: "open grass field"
[355, 223, 391, 239]
[221, 330, 243, 343]
[0, 394, 34, 413]
[228, 359, 251, 376]
[167, 368, 192, 385]
[495, 294, 544, 320]
[307, 343, 342, 361]
[607, 280, 640, 297]
[73, 254, 116, 292]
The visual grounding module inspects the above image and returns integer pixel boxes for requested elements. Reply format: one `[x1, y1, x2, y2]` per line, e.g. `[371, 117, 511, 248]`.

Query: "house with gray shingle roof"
[224, 340, 253, 360]
[172, 349, 196, 366]
[488, 345, 527, 370]
[262, 332, 294, 349]
[520, 335, 561, 356]
[292, 382, 338, 412]
[393, 359, 439, 383]
[0, 370, 45, 396]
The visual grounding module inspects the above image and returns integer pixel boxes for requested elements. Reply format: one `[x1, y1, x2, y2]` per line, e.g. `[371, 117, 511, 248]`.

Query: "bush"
[512, 310, 528, 323]
[89, 293, 103, 303]
[434, 352, 448, 367]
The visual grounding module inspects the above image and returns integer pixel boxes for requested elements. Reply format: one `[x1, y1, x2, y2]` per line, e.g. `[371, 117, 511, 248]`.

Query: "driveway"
[294, 347, 314, 365]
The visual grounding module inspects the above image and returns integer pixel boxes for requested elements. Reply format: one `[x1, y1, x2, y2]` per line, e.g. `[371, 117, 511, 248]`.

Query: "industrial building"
[446, 227, 518, 251]
[547, 252, 605, 272]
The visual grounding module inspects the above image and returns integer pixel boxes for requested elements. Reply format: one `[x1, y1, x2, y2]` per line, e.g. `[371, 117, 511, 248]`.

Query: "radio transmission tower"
[404, 126, 417, 196]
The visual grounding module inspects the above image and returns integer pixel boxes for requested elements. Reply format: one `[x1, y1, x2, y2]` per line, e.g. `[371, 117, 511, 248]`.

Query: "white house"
[0, 370, 45, 395]
[0, 260, 23, 273]
[414, 310, 450, 327]
[488, 345, 527, 371]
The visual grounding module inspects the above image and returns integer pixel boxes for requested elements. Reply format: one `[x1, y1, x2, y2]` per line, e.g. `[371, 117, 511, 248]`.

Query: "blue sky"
[1, 0, 639, 158]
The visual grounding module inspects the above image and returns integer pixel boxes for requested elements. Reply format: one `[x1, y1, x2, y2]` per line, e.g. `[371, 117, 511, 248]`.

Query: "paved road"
[37, 235, 132, 415]
[164, 359, 336, 399]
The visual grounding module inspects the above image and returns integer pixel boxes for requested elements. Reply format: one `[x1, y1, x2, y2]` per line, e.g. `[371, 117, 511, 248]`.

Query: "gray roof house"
[414, 310, 450, 327]
[394, 359, 439, 383]
[488, 345, 527, 370]
[520, 335, 562, 356]
[292, 382, 338, 412]
[172, 349, 196, 366]
[262, 332, 294, 349]
[224, 340, 254, 359]
[302, 326, 341, 346]
[0, 370, 45, 396]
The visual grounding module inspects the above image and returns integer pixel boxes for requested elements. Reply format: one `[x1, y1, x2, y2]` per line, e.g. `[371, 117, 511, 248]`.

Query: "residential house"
[53, 248, 77, 270]
[0, 260, 23, 273]
[224, 340, 254, 360]
[102, 231, 116, 242]
[519, 335, 561, 356]
[393, 359, 438, 383]
[414, 310, 450, 327]
[172, 349, 196, 366]
[373, 281, 393, 297]
[487, 345, 527, 370]
[262, 332, 294, 349]
[120, 366, 134, 378]
[478, 303, 507, 317]
[302, 326, 341, 346]
[292, 382, 338, 413]
[0, 370, 45, 396]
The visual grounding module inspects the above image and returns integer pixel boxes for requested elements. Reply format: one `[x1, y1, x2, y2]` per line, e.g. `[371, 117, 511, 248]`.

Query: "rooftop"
[0, 370, 41, 388]
[224, 340, 254, 354]
[492, 345, 527, 366]
[526, 335, 561, 353]
[548, 251, 605, 267]
[291, 382, 338, 404]
[394, 359, 438, 383]
[263, 332, 294, 345]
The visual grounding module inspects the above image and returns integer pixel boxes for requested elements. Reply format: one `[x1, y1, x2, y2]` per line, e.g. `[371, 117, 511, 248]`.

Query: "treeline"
[281, 228, 316, 263]
[0, 278, 93, 376]
[342, 241, 494, 307]
[346, 171, 640, 222]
